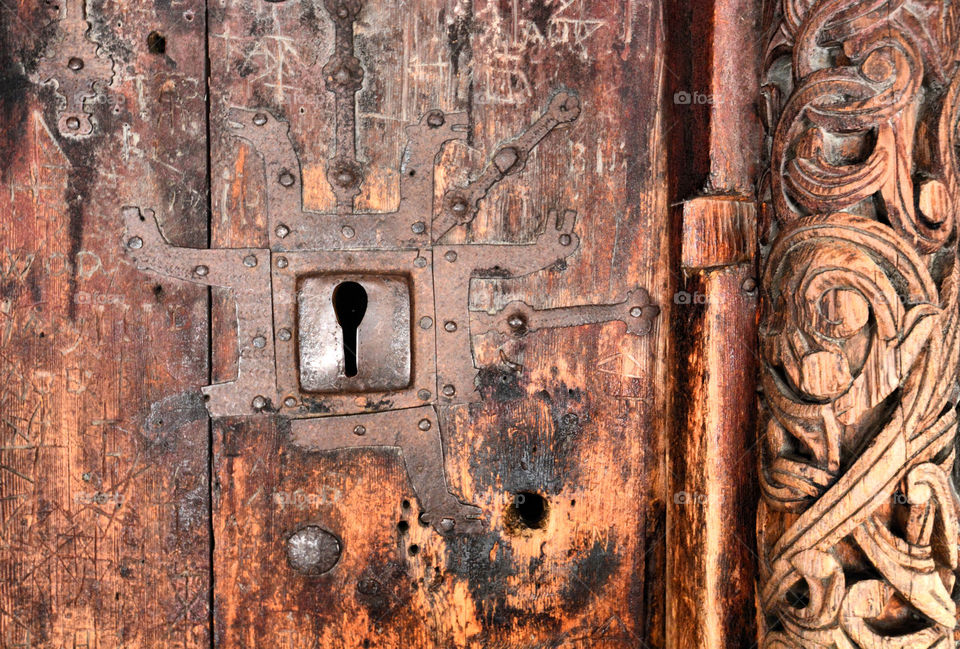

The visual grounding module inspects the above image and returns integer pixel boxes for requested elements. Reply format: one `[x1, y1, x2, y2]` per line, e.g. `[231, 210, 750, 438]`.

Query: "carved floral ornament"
[758, 0, 960, 647]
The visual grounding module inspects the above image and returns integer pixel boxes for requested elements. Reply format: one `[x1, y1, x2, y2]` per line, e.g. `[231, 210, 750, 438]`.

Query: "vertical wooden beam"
[664, 1, 762, 648]
[0, 0, 211, 646]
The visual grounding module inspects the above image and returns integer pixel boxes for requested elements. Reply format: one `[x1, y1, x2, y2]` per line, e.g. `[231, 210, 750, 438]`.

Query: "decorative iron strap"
[121, 0, 660, 538]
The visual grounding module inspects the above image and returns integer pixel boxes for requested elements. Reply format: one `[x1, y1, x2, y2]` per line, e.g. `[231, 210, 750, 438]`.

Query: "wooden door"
[3, 1, 960, 648]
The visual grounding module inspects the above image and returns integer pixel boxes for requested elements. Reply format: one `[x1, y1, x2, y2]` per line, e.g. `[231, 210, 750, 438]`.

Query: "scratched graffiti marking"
[472, 0, 610, 106]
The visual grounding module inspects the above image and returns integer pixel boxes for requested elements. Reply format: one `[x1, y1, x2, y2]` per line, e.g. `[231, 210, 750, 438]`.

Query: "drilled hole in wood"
[397, 520, 409, 533]
[147, 31, 166, 55]
[505, 491, 548, 532]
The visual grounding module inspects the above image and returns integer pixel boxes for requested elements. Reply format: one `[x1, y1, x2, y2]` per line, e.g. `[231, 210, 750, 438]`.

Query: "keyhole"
[332, 282, 368, 377]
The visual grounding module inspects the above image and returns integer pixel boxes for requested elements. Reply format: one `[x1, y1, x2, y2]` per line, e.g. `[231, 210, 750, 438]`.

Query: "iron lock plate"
[296, 273, 412, 395]
[121, 0, 660, 536]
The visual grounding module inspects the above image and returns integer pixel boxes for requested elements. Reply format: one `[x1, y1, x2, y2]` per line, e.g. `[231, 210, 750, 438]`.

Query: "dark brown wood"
[206, 1, 671, 648]
[0, 0, 211, 647]
[664, 1, 763, 648]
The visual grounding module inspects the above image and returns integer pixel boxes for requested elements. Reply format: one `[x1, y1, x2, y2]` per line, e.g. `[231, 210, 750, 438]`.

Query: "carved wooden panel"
[757, 1, 960, 647]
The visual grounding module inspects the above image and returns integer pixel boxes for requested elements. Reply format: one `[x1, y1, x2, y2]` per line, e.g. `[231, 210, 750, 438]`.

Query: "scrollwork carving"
[758, 1, 960, 647]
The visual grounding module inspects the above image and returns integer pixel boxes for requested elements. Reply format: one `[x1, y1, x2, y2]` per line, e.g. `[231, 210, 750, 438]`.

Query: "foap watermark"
[273, 487, 343, 509]
[674, 90, 715, 105]
[74, 491, 125, 506]
[674, 290, 708, 306]
[890, 491, 913, 506]
[74, 291, 126, 306]
[674, 491, 708, 505]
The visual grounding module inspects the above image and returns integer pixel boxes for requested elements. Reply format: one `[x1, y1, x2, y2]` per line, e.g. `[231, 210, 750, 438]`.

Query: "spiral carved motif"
[759, 1, 960, 647]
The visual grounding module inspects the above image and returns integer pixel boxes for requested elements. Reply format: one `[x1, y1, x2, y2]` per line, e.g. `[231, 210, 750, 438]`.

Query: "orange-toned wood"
[756, 2, 960, 647]
[0, 0, 211, 647]
[664, 1, 763, 648]
[207, 1, 672, 648]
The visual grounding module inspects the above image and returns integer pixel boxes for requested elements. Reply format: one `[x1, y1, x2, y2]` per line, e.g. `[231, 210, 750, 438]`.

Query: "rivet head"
[127, 236, 143, 249]
[278, 171, 295, 187]
[194, 265, 209, 277]
[278, 328, 292, 341]
[286, 525, 341, 575]
[449, 195, 468, 216]
[439, 518, 455, 532]
[65, 116, 81, 130]
[559, 233, 572, 246]
[742, 277, 757, 292]
[243, 254, 257, 267]
[353, 425, 366, 436]
[507, 315, 526, 329]
[334, 66, 351, 84]
[444, 250, 457, 262]
[334, 169, 356, 187]
[442, 384, 456, 397]
[276, 256, 289, 268]
[418, 418, 431, 431]
[252, 395, 267, 410]
[252, 335, 267, 349]
[443, 321, 457, 332]
[414, 256, 427, 268]
[341, 225, 355, 239]
[630, 307, 643, 317]
[426, 110, 445, 128]
[252, 112, 268, 126]
[284, 397, 297, 408]
[67, 57, 84, 71]
[419, 316, 433, 329]
[411, 221, 426, 234]
[417, 389, 431, 401]
[275, 224, 290, 239]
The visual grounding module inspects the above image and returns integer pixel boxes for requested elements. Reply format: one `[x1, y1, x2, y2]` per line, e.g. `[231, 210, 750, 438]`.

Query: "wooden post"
[665, 1, 762, 648]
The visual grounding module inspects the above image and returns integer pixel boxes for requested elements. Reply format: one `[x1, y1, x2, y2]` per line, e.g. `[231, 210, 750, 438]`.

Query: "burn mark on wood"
[145, 390, 208, 435]
[476, 365, 524, 402]
[560, 537, 620, 613]
[446, 9, 472, 78]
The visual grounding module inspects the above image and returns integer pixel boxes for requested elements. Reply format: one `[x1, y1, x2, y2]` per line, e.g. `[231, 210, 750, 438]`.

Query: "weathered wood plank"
[0, 0, 211, 647]
[208, 1, 670, 647]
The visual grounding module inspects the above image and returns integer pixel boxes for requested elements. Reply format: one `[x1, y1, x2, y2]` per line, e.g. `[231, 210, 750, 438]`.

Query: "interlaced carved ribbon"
[758, 0, 960, 646]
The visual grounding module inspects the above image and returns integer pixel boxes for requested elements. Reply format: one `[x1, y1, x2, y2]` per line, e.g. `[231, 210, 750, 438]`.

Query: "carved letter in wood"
[758, 1, 960, 647]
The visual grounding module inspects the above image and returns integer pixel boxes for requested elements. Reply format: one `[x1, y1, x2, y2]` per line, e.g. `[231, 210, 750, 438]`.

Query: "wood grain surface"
[663, 1, 762, 648]
[0, 0, 211, 647]
[206, 1, 670, 648]
[756, 1, 960, 648]
[0, 0, 777, 648]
